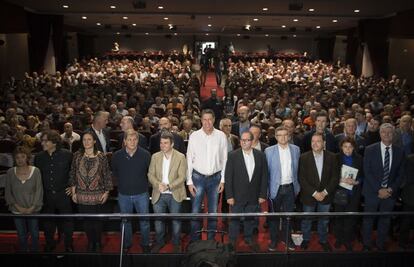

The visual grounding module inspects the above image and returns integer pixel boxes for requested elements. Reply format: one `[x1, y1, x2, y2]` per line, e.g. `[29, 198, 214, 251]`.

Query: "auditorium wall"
[388, 38, 414, 86]
[91, 35, 318, 58]
[0, 33, 30, 84]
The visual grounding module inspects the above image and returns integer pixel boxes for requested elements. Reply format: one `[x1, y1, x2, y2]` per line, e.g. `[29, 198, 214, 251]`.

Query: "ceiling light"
[62, 5, 69, 9]
[332, 19, 338, 23]
[158, 6, 164, 9]
[262, 7, 268, 11]
[205, 33, 209, 36]
[354, 9, 360, 13]
[293, 19, 299, 22]
[265, 34, 269, 37]
[132, 23, 137, 26]
[110, 5, 116, 9]
[164, 17, 169, 20]
[174, 33, 178, 36]
[168, 24, 173, 29]
[116, 32, 120, 35]
[253, 18, 259, 21]
[123, 16, 128, 20]
[96, 22, 101, 26]
[145, 32, 149, 35]
[281, 25, 286, 28]
[237, 34, 241, 36]
[308, 8, 315, 12]
[82, 16, 87, 20]
[293, 35, 297, 38]
[245, 24, 251, 30]
[316, 25, 321, 29]
[208, 24, 212, 27]
[208, 16, 212, 19]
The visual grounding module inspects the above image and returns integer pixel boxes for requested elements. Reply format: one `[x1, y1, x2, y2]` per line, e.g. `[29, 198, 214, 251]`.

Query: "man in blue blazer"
[362, 123, 405, 251]
[265, 126, 301, 251]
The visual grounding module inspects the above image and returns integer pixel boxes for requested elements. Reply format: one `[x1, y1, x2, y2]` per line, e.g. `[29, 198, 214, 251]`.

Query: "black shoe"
[363, 245, 371, 252]
[344, 243, 353, 252]
[268, 243, 277, 252]
[95, 243, 102, 252]
[87, 242, 95, 252]
[142, 245, 151, 253]
[65, 245, 74, 253]
[151, 243, 165, 253]
[319, 242, 332, 252]
[246, 241, 260, 252]
[300, 240, 309, 250]
[44, 244, 56, 252]
[334, 240, 342, 249]
[377, 245, 386, 252]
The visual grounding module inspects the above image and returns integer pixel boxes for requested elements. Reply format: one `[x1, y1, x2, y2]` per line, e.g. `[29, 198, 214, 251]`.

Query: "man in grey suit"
[265, 126, 301, 251]
[225, 131, 268, 252]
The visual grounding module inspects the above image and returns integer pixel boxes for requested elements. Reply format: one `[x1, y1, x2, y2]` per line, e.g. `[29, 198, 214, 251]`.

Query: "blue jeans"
[269, 184, 295, 245]
[301, 203, 331, 243]
[229, 203, 258, 243]
[190, 170, 221, 241]
[118, 192, 150, 247]
[153, 194, 182, 245]
[14, 217, 39, 251]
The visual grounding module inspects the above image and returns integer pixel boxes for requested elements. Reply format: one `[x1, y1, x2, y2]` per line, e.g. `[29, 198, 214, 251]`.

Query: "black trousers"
[78, 204, 105, 245]
[399, 203, 414, 246]
[42, 192, 73, 247]
[333, 192, 361, 244]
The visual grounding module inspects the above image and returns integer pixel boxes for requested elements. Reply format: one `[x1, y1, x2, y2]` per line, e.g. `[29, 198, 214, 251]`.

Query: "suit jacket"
[148, 149, 187, 204]
[265, 144, 301, 199]
[85, 126, 111, 153]
[228, 134, 240, 150]
[393, 128, 414, 154]
[231, 121, 251, 137]
[302, 129, 336, 153]
[225, 148, 268, 205]
[335, 152, 364, 206]
[401, 154, 414, 205]
[362, 142, 405, 199]
[335, 133, 366, 155]
[299, 150, 339, 205]
[149, 131, 185, 154]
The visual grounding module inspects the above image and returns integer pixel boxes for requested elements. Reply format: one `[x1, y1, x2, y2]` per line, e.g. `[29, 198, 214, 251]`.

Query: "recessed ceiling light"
[332, 19, 338, 23]
[354, 9, 360, 13]
[237, 34, 241, 36]
[132, 23, 137, 26]
[293, 35, 297, 38]
[208, 24, 212, 27]
[308, 8, 315, 12]
[205, 33, 209, 36]
[116, 32, 120, 35]
[62, 5, 69, 9]
[96, 22, 101, 26]
[164, 17, 169, 20]
[293, 19, 299, 22]
[174, 33, 178, 36]
[145, 32, 149, 35]
[316, 25, 321, 29]
[158, 6, 164, 9]
[82, 16, 87, 20]
[208, 16, 212, 19]
[281, 25, 286, 28]
[110, 5, 116, 9]
[262, 7, 268, 11]
[253, 18, 259, 21]
[123, 16, 128, 20]
[265, 34, 269, 37]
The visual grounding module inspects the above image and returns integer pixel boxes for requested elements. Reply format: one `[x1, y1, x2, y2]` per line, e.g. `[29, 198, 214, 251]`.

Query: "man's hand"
[159, 183, 168, 192]
[313, 192, 325, 202]
[227, 198, 235, 206]
[188, 185, 197, 197]
[218, 182, 225, 193]
[378, 188, 391, 199]
[65, 187, 72, 196]
[258, 198, 266, 204]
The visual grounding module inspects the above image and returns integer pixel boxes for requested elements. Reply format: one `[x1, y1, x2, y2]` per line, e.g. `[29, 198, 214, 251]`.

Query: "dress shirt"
[313, 151, 324, 180]
[242, 149, 255, 182]
[161, 154, 172, 194]
[61, 132, 80, 150]
[253, 142, 262, 151]
[92, 126, 107, 153]
[278, 145, 292, 185]
[186, 128, 228, 185]
[226, 136, 234, 152]
[380, 142, 393, 169]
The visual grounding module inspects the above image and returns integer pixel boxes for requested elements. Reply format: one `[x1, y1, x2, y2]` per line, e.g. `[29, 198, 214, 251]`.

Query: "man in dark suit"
[299, 132, 339, 252]
[362, 123, 405, 251]
[335, 118, 366, 155]
[302, 111, 336, 152]
[85, 111, 111, 153]
[225, 131, 268, 252]
[149, 117, 185, 154]
[250, 124, 269, 152]
[399, 153, 414, 249]
[231, 105, 251, 137]
[118, 116, 148, 150]
[393, 115, 414, 155]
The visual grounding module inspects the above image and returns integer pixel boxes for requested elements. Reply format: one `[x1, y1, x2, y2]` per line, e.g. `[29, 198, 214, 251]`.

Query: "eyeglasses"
[241, 139, 252, 142]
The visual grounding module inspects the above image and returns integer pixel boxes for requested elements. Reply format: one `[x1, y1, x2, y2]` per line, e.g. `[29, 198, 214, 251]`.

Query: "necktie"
[381, 147, 390, 188]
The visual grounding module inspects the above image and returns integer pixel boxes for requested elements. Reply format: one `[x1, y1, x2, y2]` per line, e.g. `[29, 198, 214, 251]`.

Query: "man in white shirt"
[265, 126, 301, 251]
[60, 122, 80, 151]
[225, 131, 268, 251]
[187, 109, 228, 241]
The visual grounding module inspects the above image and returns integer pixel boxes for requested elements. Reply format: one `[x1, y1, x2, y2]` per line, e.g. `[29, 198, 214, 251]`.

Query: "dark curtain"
[317, 36, 336, 62]
[77, 33, 95, 60]
[27, 12, 52, 72]
[345, 28, 361, 76]
[359, 18, 390, 78]
[51, 15, 65, 71]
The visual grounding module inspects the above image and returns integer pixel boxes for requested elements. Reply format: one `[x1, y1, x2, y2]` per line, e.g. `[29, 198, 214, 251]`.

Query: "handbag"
[333, 188, 349, 206]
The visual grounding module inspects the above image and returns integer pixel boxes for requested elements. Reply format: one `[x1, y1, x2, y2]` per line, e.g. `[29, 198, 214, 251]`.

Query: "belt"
[280, 183, 293, 188]
[193, 169, 221, 177]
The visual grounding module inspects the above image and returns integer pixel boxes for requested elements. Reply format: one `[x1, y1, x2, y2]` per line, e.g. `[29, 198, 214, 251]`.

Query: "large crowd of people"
[1, 52, 413, 254]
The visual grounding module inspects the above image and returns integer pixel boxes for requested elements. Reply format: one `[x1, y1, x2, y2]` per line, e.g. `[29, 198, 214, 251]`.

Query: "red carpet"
[200, 71, 224, 101]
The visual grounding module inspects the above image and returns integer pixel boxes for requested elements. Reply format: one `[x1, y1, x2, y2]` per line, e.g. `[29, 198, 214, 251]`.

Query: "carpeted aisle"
[200, 71, 224, 101]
